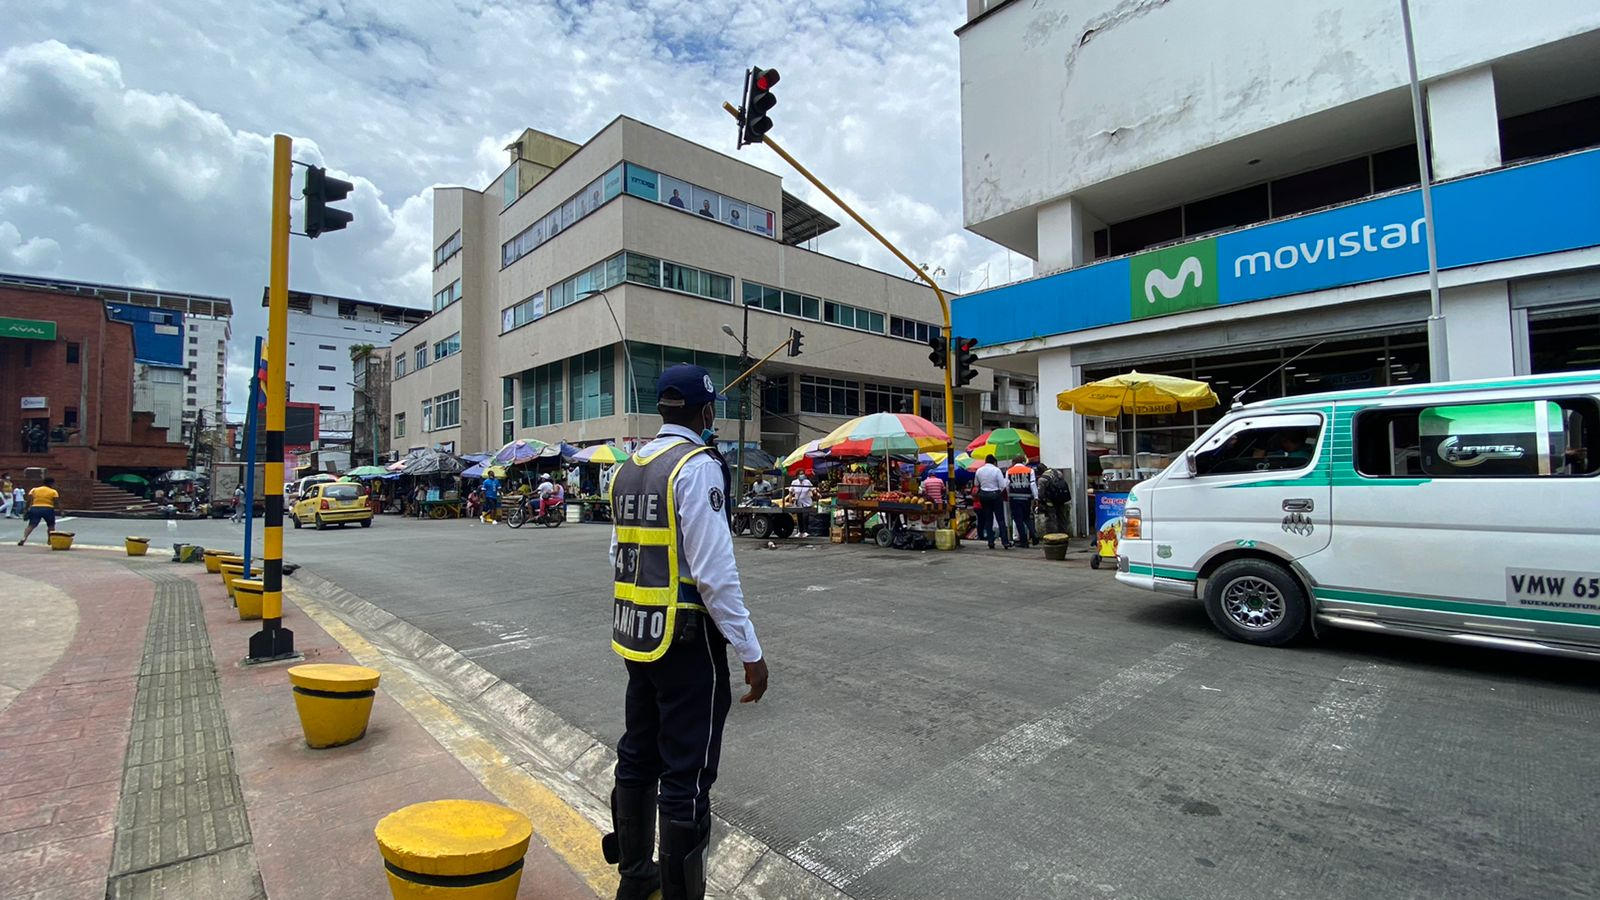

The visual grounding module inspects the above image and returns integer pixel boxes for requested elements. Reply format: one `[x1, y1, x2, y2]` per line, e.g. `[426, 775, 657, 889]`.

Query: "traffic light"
[787, 327, 804, 357]
[738, 67, 781, 147]
[954, 336, 979, 387]
[304, 166, 354, 238]
[927, 332, 947, 369]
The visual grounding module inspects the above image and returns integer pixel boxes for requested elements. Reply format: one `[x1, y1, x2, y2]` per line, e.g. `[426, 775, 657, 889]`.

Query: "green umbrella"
[346, 465, 390, 478]
[107, 473, 148, 487]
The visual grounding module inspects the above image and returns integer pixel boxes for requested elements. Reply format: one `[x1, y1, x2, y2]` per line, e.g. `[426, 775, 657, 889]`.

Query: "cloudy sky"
[0, 0, 1024, 417]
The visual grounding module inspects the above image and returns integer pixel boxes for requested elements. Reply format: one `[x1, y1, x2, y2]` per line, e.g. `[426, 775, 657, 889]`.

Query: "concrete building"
[0, 284, 188, 506]
[261, 288, 427, 417]
[387, 119, 986, 463]
[953, 0, 1600, 531]
[0, 273, 232, 438]
[351, 345, 391, 468]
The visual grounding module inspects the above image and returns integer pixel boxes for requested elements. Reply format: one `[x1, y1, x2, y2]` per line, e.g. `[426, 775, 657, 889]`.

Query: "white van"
[1115, 371, 1600, 660]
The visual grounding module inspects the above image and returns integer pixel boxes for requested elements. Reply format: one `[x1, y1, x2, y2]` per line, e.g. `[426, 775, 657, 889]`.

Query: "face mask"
[699, 405, 717, 445]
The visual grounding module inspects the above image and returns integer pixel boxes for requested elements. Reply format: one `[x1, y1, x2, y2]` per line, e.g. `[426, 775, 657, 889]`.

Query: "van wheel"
[1202, 559, 1308, 646]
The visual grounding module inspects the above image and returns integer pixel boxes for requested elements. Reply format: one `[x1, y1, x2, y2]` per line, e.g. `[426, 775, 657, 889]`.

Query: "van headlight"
[1123, 507, 1142, 540]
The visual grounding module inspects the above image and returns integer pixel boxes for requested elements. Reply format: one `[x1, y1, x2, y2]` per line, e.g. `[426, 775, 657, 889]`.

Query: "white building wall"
[285, 303, 421, 414]
[1442, 281, 1515, 380]
[182, 316, 230, 426]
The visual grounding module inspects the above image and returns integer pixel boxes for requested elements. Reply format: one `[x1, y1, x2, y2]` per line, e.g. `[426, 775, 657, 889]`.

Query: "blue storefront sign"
[954, 147, 1600, 348]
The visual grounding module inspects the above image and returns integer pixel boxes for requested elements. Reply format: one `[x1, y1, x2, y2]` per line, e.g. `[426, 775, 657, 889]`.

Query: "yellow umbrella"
[1056, 371, 1219, 464]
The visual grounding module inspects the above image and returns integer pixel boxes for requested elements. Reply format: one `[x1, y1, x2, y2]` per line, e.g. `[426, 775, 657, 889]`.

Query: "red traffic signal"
[954, 337, 979, 387]
[739, 66, 781, 147]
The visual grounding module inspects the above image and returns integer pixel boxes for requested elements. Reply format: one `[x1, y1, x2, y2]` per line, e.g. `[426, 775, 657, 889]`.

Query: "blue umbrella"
[930, 459, 976, 481]
[490, 439, 549, 466]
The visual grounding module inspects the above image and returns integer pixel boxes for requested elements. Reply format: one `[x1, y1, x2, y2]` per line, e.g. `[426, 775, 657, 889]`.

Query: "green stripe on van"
[1315, 586, 1600, 627]
[1254, 372, 1600, 407]
[1128, 563, 1199, 581]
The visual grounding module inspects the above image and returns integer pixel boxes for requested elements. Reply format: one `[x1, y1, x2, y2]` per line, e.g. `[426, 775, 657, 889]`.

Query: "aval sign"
[954, 146, 1600, 347]
[0, 317, 57, 341]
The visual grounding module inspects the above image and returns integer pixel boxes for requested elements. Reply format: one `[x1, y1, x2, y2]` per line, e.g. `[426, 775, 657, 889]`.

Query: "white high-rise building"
[263, 288, 428, 416]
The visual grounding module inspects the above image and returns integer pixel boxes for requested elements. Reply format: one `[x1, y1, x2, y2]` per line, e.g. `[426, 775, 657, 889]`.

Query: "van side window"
[1193, 423, 1322, 476]
[1354, 398, 1599, 478]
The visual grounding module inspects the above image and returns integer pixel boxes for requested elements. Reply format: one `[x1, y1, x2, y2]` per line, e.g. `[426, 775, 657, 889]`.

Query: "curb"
[285, 568, 850, 900]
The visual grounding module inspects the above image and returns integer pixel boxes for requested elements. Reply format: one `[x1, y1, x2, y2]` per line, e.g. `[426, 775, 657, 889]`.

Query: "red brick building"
[0, 284, 188, 507]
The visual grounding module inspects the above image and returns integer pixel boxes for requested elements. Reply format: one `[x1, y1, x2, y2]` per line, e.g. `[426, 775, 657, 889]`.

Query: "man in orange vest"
[1005, 456, 1038, 549]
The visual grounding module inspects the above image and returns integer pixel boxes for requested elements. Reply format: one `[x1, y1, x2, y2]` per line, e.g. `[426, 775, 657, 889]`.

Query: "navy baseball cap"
[656, 364, 726, 408]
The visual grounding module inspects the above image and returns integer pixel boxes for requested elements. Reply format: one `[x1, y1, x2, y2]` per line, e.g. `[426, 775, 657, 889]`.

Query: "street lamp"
[576, 289, 639, 432]
[1399, 0, 1448, 381]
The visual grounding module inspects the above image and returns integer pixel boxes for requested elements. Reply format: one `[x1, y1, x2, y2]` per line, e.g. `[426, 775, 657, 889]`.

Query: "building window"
[889, 316, 942, 345]
[319, 344, 337, 351]
[318, 365, 337, 371]
[432, 279, 462, 312]
[920, 393, 967, 427]
[396, 356, 407, 378]
[502, 291, 545, 333]
[823, 300, 885, 335]
[414, 343, 426, 371]
[864, 382, 917, 415]
[624, 342, 746, 419]
[190, 336, 199, 344]
[317, 385, 336, 391]
[520, 361, 564, 427]
[800, 376, 860, 417]
[433, 391, 460, 429]
[187, 385, 198, 394]
[433, 332, 461, 361]
[568, 347, 615, 421]
[67, 342, 80, 364]
[633, 164, 777, 238]
[64, 407, 78, 427]
[421, 398, 433, 432]
[433, 230, 462, 269]
[501, 164, 625, 268]
[395, 412, 406, 438]
[762, 375, 791, 416]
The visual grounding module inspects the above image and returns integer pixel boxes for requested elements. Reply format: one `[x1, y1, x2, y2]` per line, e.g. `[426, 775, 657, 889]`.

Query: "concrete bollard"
[287, 664, 380, 749]
[171, 543, 204, 563]
[203, 548, 230, 573]
[219, 562, 262, 601]
[126, 537, 151, 557]
[47, 531, 75, 551]
[233, 578, 265, 620]
[374, 800, 532, 900]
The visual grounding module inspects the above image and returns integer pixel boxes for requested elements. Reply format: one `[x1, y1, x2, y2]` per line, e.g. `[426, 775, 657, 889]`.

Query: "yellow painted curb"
[284, 584, 616, 897]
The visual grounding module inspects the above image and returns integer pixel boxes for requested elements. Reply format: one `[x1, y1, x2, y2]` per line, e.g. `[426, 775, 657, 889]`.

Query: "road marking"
[790, 641, 1211, 888]
[286, 584, 615, 897]
[1265, 661, 1395, 801]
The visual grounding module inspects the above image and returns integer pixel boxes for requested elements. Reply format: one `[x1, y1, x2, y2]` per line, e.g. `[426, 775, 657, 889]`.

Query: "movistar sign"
[953, 147, 1600, 345]
[0, 317, 57, 341]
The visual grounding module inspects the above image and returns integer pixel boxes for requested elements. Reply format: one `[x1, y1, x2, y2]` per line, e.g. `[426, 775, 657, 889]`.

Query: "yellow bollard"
[234, 578, 265, 620]
[47, 531, 75, 551]
[219, 563, 262, 600]
[203, 548, 230, 573]
[125, 537, 150, 557]
[288, 664, 380, 749]
[374, 800, 532, 900]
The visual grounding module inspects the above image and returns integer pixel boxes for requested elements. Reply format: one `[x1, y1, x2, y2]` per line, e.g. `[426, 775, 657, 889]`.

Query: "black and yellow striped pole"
[249, 133, 296, 662]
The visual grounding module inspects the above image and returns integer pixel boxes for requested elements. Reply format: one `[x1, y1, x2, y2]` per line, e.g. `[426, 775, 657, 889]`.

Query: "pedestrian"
[0, 473, 12, 519]
[788, 472, 815, 537]
[973, 453, 1010, 549]
[231, 485, 246, 523]
[919, 468, 946, 508]
[481, 471, 501, 523]
[602, 364, 768, 900]
[11, 482, 25, 520]
[750, 473, 774, 505]
[1038, 465, 1072, 535]
[16, 477, 60, 546]
[1006, 455, 1039, 548]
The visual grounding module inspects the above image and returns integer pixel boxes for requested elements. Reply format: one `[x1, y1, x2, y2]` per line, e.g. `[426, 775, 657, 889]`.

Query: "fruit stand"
[833, 488, 946, 548]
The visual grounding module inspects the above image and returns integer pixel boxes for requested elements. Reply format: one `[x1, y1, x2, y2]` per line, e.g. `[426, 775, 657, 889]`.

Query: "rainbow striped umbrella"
[574, 444, 629, 465]
[967, 428, 1041, 462]
[817, 412, 951, 456]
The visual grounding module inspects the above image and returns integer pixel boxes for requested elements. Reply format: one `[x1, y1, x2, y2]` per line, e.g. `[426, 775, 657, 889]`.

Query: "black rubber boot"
[658, 814, 711, 900]
[601, 785, 661, 900]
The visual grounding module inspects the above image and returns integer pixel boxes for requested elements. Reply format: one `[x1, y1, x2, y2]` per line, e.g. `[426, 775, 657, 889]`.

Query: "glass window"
[1191, 418, 1323, 477]
[704, 273, 731, 302]
[502, 171, 518, 209]
[800, 376, 860, 416]
[568, 346, 615, 421]
[395, 412, 405, 437]
[722, 201, 748, 229]
[521, 361, 564, 427]
[762, 375, 791, 415]
[691, 186, 720, 221]
[625, 253, 661, 286]
[603, 165, 624, 201]
[421, 399, 433, 432]
[396, 356, 406, 378]
[66, 342, 80, 364]
[434, 391, 461, 429]
[625, 164, 659, 201]
[748, 205, 775, 237]
[663, 261, 701, 295]
[661, 174, 692, 211]
[742, 282, 764, 307]
[864, 383, 916, 414]
[606, 254, 625, 288]
[1355, 400, 1598, 478]
[562, 198, 577, 230]
[867, 311, 885, 334]
[782, 292, 802, 317]
[414, 344, 427, 370]
[433, 332, 460, 361]
[803, 295, 820, 320]
[434, 230, 462, 268]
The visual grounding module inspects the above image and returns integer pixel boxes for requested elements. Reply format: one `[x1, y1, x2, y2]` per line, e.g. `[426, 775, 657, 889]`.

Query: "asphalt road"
[39, 514, 1600, 899]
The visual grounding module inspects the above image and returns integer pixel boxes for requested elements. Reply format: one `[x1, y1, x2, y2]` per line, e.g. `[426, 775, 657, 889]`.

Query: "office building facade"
[264, 289, 428, 417]
[953, 0, 1600, 530]
[388, 119, 985, 460]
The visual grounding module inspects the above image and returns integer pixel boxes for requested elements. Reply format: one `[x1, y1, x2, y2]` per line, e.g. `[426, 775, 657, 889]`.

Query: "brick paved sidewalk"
[0, 545, 598, 900]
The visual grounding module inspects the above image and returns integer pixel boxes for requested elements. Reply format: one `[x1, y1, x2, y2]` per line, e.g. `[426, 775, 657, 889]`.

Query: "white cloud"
[0, 2, 1019, 417]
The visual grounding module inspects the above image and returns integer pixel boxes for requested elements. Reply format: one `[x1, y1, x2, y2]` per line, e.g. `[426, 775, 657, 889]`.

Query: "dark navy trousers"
[615, 618, 732, 823]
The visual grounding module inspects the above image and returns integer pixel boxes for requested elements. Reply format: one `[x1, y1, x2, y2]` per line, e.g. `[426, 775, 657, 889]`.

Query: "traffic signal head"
[927, 332, 947, 369]
[787, 327, 804, 357]
[739, 67, 781, 146]
[304, 166, 354, 238]
[954, 336, 979, 387]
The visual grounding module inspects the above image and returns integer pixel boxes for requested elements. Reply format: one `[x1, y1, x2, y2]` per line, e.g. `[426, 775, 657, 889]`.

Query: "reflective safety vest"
[1006, 464, 1034, 497]
[609, 439, 712, 662]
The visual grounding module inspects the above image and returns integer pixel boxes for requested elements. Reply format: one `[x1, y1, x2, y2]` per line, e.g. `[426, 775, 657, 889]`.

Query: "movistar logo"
[1144, 256, 1203, 305]
[1130, 239, 1217, 320]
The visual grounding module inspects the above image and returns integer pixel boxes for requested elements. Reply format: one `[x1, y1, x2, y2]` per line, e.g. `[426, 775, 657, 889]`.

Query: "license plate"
[1506, 568, 1600, 613]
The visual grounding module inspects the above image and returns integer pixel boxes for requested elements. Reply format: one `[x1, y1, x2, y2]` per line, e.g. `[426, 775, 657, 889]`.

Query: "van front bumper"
[1114, 554, 1198, 598]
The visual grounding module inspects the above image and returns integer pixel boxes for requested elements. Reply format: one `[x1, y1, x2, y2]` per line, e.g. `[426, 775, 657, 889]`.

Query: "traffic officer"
[1005, 455, 1039, 549]
[602, 363, 769, 900]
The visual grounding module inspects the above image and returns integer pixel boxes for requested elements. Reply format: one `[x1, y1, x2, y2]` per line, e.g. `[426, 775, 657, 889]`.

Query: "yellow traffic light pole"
[721, 102, 958, 514]
[250, 134, 296, 661]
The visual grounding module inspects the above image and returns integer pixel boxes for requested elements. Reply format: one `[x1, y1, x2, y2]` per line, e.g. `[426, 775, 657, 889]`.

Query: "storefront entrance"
[1528, 308, 1600, 373]
[1083, 329, 1430, 474]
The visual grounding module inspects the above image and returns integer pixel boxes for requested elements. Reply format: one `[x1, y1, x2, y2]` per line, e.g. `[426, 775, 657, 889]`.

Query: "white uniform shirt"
[609, 425, 764, 664]
[789, 477, 815, 507]
[974, 463, 1009, 493]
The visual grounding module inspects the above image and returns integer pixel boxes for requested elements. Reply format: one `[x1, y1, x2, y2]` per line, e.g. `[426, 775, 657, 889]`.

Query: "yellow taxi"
[290, 482, 373, 530]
